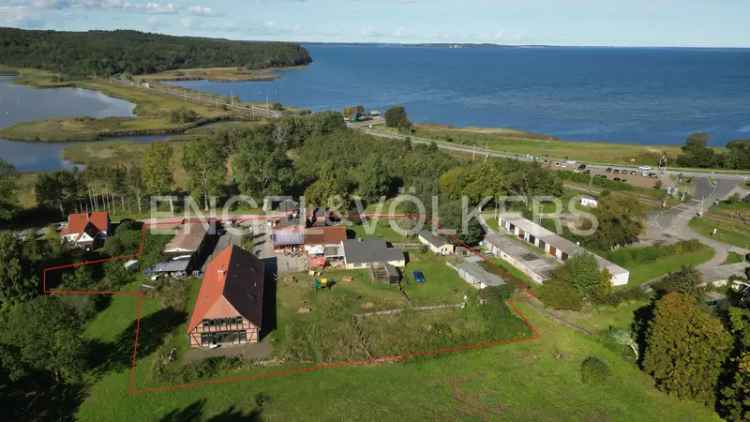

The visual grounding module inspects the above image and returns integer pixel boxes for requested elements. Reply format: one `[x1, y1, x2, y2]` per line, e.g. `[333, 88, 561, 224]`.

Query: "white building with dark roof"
[418, 230, 455, 255]
[341, 239, 405, 269]
[494, 216, 630, 286]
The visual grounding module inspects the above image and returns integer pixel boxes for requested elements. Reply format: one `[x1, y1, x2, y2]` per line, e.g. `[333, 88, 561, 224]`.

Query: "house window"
[203, 317, 244, 329]
[200, 330, 248, 346]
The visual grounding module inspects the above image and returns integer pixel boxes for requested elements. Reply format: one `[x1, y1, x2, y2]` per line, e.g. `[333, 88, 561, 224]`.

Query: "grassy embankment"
[136, 66, 303, 82]
[0, 72, 235, 142]
[0, 65, 74, 88]
[371, 124, 684, 166]
[689, 200, 750, 250]
[606, 241, 716, 287]
[0, 66, 276, 142]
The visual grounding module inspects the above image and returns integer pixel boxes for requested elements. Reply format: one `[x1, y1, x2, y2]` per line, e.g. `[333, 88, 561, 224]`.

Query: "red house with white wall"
[60, 212, 110, 249]
[186, 245, 265, 348]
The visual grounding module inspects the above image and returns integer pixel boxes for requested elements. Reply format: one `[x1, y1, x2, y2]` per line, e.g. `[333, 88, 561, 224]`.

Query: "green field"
[350, 219, 415, 243]
[378, 124, 685, 166]
[75, 294, 720, 421]
[607, 242, 716, 286]
[690, 217, 750, 249]
[723, 251, 746, 265]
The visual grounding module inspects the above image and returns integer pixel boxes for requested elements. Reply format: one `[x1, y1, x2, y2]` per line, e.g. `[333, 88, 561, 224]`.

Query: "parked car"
[605, 167, 613, 173]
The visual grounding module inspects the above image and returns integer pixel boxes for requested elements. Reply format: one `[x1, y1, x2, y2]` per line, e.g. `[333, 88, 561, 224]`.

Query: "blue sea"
[170, 44, 750, 146]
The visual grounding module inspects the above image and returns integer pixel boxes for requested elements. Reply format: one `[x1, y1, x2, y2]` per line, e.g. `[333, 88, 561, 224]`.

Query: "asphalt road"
[358, 127, 750, 183]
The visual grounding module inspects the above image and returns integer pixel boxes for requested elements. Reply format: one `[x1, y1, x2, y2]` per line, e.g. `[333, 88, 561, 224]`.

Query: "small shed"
[370, 262, 402, 284]
[418, 230, 455, 255]
[580, 195, 599, 208]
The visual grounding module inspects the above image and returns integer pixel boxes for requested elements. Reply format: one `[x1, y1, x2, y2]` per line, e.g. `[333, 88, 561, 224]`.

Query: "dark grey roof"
[419, 230, 450, 247]
[342, 239, 404, 265]
[223, 246, 265, 327]
[152, 259, 190, 273]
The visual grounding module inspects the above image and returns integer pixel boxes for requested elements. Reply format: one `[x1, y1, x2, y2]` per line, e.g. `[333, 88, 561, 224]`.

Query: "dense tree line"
[0, 159, 18, 221]
[0, 28, 312, 78]
[615, 263, 750, 420]
[676, 132, 750, 170]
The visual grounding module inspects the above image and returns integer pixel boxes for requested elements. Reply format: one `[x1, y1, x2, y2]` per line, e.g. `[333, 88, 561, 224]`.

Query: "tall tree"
[126, 165, 145, 213]
[584, 192, 645, 251]
[654, 266, 704, 298]
[384, 106, 412, 131]
[233, 136, 296, 198]
[556, 254, 611, 302]
[303, 162, 353, 209]
[676, 132, 718, 168]
[0, 159, 17, 220]
[142, 143, 174, 195]
[0, 232, 38, 305]
[34, 170, 85, 216]
[182, 138, 228, 210]
[437, 198, 484, 246]
[726, 139, 750, 170]
[643, 292, 732, 406]
[0, 296, 85, 383]
[354, 155, 392, 203]
[721, 307, 750, 421]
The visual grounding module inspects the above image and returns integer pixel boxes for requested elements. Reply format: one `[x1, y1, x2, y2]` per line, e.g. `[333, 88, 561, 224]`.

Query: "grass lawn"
[607, 242, 716, 286]
[724, 252, 746, 265]
[75, 299, 720, 421]
[349, 219, 414, 243]
[690, 217, 750, 250]
[402, 125, 685, 166]
[271, 251, 511, 363]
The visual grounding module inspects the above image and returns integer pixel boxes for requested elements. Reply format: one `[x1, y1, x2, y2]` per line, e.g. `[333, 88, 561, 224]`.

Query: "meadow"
[74, 292, 720, 421]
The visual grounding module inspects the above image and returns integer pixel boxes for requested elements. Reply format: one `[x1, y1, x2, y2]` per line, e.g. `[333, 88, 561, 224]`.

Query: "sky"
[0, 0, 748, 47]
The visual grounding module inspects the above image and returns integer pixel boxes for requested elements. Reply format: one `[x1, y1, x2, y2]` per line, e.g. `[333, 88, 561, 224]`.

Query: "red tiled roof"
[304, 225, 347, 246]
[61, 212, 109, 237]
[187, 246, 265, 333]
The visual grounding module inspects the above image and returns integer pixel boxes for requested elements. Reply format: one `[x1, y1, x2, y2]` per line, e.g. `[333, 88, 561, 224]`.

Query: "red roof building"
[187, 245, 265, 348]
[304, 225, 347, 246]
[60, 212, 110, 248]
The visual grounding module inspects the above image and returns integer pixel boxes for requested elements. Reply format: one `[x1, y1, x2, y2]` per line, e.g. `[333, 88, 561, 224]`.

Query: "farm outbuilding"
[370, 262, 402, 284]
[418, 230, 455, 255]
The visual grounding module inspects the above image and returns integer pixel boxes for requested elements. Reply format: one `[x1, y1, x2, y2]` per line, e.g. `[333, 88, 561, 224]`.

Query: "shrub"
[538, 279, 584, 311]
[580, 356, 611, 384]
[169, 107, 199, 124]
[601, 287, 648, 306]
[384, 106, 412, 131]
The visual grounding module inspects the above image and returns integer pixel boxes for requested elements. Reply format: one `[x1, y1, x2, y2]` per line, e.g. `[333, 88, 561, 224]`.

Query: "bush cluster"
[580, 356, 611, 384]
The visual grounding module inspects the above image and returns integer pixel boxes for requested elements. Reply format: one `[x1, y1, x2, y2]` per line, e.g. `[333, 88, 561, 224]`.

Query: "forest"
[0, 27, 312, 77]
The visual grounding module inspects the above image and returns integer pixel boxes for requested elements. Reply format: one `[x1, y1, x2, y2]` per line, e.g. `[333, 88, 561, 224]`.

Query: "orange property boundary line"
[41, 216, 542, 396]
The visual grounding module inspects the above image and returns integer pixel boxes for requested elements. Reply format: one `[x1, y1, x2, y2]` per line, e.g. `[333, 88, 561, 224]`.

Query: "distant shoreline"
[302, 42, 750, 50]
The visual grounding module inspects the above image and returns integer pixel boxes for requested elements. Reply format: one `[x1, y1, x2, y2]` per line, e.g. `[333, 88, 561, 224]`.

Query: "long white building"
[486, 216, 630, 286]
